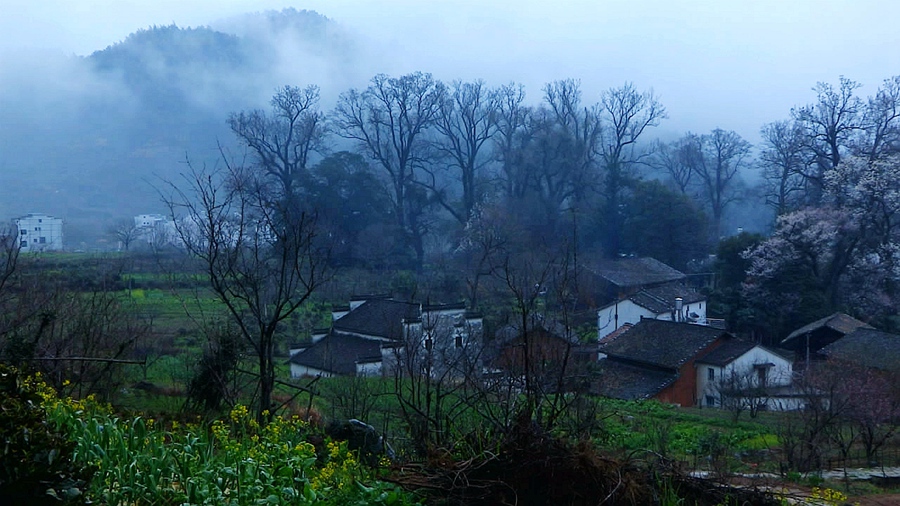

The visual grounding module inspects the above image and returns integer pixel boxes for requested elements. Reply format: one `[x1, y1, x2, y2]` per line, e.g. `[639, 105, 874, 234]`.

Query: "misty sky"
[3, 0, 900, 142]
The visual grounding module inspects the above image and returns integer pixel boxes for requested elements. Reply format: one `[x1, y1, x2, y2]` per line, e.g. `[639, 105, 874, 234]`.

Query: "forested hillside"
[0, 9, 354, 244]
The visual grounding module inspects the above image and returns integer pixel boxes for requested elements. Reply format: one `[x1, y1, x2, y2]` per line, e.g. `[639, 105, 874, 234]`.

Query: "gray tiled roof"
[588, 257, 686, 288]
[288, 331, 385, 376]
[628, 283, 706, 314]
[593, 360, 679, 400]
[494, 313, 580, 345]
[820, 328, 900, 372]
[694, 339, 758, 366]
[781, 313, 872, 351]
[601, 319, 730, 369]
[332, 299, 420, 340]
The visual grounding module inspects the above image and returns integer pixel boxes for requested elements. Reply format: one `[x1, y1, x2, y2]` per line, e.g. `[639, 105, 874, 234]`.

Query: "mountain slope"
[0, 9, 356, 247]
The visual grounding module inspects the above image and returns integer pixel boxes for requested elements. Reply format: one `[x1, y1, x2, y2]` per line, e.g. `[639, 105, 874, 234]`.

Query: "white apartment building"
[15, 213, 63, 251]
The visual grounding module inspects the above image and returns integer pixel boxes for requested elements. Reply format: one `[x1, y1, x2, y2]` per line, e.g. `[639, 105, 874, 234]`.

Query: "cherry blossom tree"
[837, 363, 900, 463]
[742, 207, 860, 338]
[743, 154, 900, 333]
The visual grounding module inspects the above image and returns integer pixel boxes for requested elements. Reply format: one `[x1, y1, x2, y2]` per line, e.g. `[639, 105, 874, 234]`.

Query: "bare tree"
[776, 360, 899, 472]
[759, 120, 809, 215]
[33, 287, 151, 400]
[689, 129, 752, 238]
[109, 218, 141, 251]
[653, 137, 697, 195]
[860, 75, 900, 162]
[843, 366, 900, 464]
[388, 311, 483, 455]
[490, 237, 580, 426]
[792, 77, 863, 199]
[0, 226, 25, 354]
[334, 72, 446, 270]
[426, 80, 500, 225]
[0, 254, 149, 400]
[777, 365, 851, 472]
[597, 83, 666, 256]
[543, 79, 602, 208]
[494, 82, 532, 201]
[162, 161, 328, 422]
[456, 204, 509, 309]
[712, 366, 772, 421]
[495, 80, 600, 234]
[228, 85, 326, 202]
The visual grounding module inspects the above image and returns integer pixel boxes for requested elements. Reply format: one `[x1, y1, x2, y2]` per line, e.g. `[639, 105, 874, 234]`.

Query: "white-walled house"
[15, 213, 63, 251]
[289, 296, 482, 378]
[695, 340, 798, 410]
[133, 214, 179, 248]
[134, 214, 167, 229]
[598, 283, 706, 339]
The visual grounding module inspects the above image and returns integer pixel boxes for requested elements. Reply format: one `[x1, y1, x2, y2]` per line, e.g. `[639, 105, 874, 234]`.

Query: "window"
[20, 241, 27, 248]
[20, 229, 26, 235]
[455, 330, 463, 348]
[39, 237, 46, 244]
[707, 367, 715, 381]
[34, 227, 40, 231]
[705, 395, 716, 407]
[756, 367, 768, 387]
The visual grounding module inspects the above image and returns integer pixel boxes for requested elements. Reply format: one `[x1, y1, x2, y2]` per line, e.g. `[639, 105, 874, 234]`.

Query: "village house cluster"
[289, 257, 900, 412]
[6, 210, 896, 413]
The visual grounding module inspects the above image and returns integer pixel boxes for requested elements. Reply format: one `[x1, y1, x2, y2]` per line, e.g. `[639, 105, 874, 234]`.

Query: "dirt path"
[852, 495, 900, 506]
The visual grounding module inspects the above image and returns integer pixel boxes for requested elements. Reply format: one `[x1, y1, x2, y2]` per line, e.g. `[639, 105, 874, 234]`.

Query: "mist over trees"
[4, 10, 900, 501]
[2, 8, 899, 345]
[0, 9, 357, 245]
[207, 68, 900, 344]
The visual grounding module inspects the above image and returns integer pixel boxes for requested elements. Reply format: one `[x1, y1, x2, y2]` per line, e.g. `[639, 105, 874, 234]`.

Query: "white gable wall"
[598, 299, 708, 339]
[598, 300, 655, 338]
[697, 346, 793, 409]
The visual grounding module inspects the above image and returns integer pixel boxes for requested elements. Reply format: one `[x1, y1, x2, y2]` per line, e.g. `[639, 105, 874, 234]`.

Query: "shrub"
[0, 365, 92, 504]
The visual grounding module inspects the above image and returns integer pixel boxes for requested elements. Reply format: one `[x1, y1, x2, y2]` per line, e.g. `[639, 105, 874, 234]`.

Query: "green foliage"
[184, 322, 242, 414]
[0, 365, 91, 504]
[595, 399, 779, 472]
[621, 179, 712, 270]
[44, 398, 418, 505]
[738, 433, 778, 451]
[707, 232, 767, 336]
[714, 232, 764, 290]
[0, 367, 417, 505]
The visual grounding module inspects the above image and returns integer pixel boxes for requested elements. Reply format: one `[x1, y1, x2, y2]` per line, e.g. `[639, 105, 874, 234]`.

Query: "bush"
[0, 365, 91, 504]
